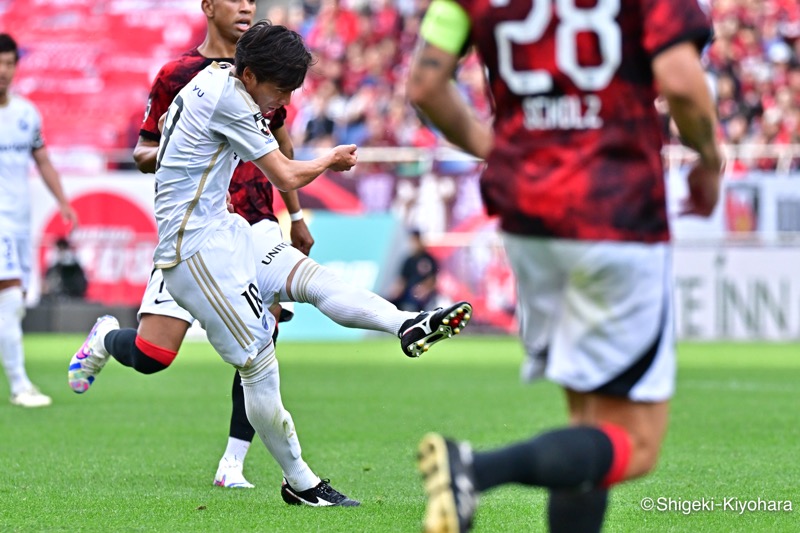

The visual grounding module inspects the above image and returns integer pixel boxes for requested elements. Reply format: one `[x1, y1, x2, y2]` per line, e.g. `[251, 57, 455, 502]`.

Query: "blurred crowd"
[261, 0, 800, 173]
[259, 0, 491, 234]
[265, 0, 491, 154]
[704, 0, 800, 171]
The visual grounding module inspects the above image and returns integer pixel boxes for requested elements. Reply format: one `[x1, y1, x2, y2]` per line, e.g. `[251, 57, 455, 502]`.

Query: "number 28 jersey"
[443, 0, 711, 242]
[153, 62, 279, 268]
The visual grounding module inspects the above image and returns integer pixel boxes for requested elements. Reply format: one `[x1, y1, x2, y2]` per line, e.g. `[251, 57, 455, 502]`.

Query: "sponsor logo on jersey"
[253, 112, 273, 138]
[260, 241, 290, 265]
[0, 143, 31, 152]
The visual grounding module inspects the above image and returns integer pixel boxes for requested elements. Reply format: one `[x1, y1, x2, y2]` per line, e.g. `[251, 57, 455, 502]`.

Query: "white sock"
[238, 350, 319, 491]
[289, 260, 416, 336]
[220, 437, 251, 465]
[0, 287, 32, 396]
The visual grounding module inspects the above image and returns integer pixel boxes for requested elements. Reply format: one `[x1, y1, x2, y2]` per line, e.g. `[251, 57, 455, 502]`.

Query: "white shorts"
[251, 219, 308, 305]
[0, 232, 31, 290]
[160, 215, 275, 368]
[139, 220, 303, 325]
[138, 267, 195, 324]
[504, 234, 675, 402]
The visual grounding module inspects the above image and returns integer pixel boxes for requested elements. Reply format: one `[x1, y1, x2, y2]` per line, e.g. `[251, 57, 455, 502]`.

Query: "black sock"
[548, 488, 608, 533]
[472, 426, 614, 492]
[229, 370, 256, 442]
[103, 328, 168, 375]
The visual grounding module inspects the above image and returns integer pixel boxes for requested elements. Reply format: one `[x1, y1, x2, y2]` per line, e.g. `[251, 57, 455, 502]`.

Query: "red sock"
[134, 335, 178, 366]
[599, 423, 632, 487]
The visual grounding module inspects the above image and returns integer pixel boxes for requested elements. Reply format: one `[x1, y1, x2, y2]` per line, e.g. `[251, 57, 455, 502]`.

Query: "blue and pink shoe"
[68, 315, 119, 393]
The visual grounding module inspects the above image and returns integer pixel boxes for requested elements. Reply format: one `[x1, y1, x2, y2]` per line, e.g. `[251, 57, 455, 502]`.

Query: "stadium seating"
[4, 0, 798, 169]
[0, 0, 205, 169]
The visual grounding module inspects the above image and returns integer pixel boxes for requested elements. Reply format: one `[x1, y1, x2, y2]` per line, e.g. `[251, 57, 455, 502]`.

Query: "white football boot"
[68, 315, 119, 393]
[213, 458, 255, 489]
[10, 385, 52, 408]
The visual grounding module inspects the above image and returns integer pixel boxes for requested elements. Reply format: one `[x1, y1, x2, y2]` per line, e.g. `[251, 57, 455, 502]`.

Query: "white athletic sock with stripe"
[221, 437, 251, 464]
[0, 287, 33, 396]
[289, 260, 416, 336]
[238, 353, 320, 491]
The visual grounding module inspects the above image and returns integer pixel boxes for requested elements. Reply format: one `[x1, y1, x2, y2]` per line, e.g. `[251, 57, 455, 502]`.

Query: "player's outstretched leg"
[284, 259, 416, 336]
[418, 433, 479, 533]
[68, 315, 120, 393]
[400, 302, 472, 357]
[285, 260, 472, 358]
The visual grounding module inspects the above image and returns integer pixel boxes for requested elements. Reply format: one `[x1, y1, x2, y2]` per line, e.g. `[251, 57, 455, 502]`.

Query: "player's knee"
[624, 434, 663, 480]
[134, 335, 177, 373]
[290, 260, 334, 304]
[596, 422, 662, 486]
[137, 314, 188, 353]
[635, 446, 662, 477]
[269, 304, 281, 323]
[238, 349, 278, 386]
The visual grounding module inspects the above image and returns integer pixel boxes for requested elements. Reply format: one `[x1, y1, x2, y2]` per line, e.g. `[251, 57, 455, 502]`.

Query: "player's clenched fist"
[328, 144, 358, 172]
[680, 155, 723, 218]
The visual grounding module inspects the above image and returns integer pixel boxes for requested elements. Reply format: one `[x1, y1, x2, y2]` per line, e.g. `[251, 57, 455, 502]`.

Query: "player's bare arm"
[273, 126, 314, 255]
[407, 42, 492, 160]
[653, 41, 722, 217]
[32, 146, 78, 227]
[253, 143, 357, 192]
[133, 136, 159, 173]
[134, 111, 169, 173]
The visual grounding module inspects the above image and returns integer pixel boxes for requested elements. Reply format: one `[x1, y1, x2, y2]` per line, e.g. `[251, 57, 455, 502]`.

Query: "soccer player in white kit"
[0, 34, 78, 408]
[152, 23, 358, 506]
[69, 19, 471, 505]
[69, 22, 473, 505]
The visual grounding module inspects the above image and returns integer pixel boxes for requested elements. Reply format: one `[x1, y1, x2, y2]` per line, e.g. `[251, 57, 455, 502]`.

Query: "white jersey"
[0, 95, 44, 236]
[153, 62, 279, 268]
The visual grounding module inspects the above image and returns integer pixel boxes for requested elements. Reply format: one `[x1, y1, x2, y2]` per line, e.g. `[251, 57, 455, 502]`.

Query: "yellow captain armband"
[420, 0, 471, 55]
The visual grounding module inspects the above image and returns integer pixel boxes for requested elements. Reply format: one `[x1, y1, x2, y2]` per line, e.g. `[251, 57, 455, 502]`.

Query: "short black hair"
[235, 20, 312, 90]
[0, 33, 19, 62]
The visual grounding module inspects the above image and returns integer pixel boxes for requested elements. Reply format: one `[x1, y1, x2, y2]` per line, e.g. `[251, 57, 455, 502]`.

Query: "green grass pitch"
[1, 335, 798, 532]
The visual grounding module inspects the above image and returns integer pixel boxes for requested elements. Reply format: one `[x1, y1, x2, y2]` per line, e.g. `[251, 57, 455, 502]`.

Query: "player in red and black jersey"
[407, 0, 722, 531]
[124, 0, 312, 490]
